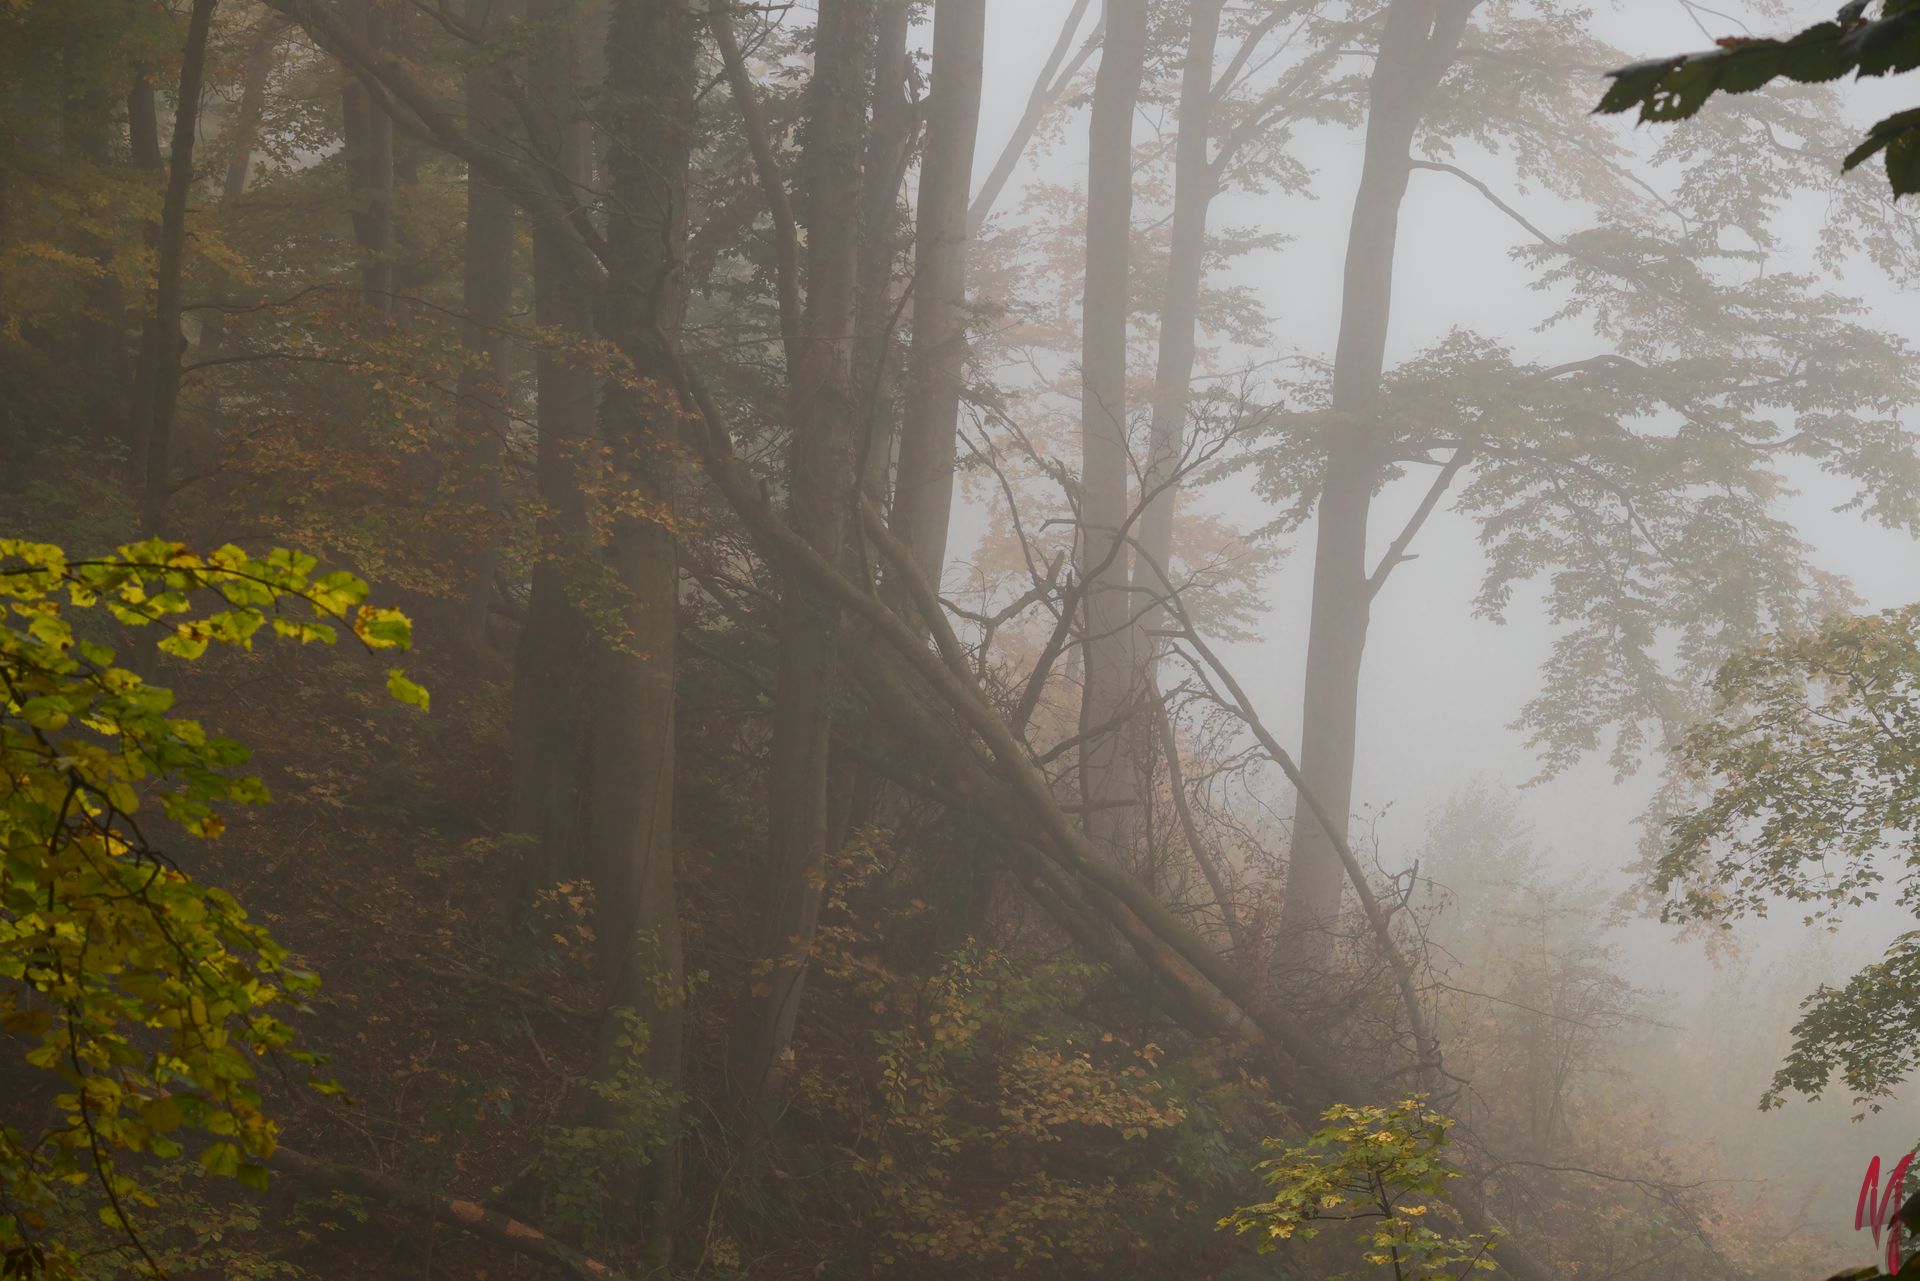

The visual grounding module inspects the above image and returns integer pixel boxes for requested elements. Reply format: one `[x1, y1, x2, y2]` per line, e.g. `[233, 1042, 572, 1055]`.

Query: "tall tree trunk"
[888, 0, 985, 589]
[509, 0, 599, 891]
[62, 78, 129, 446]
[455, 0, 515, 648]
[853, 0, 914, 512]
[1133, 0, 1223, 649]
[137, 0, 218, 536]
[733, 0, 874, 1129]
[125, 75, 163, 480]
[1279, 0, 1473, 947]
[341, 0, 394, 312]
[1076, 0, 1148, 863]
[836, 0, 915, 849]
[590, 0, 695, 1262]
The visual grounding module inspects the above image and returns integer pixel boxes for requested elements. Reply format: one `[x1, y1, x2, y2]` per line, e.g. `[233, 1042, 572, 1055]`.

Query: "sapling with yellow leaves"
[1221, 1098, 1500, 1281]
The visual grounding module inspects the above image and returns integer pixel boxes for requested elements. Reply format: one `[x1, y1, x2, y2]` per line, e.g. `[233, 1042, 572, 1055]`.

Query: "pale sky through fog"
[938, 3, 1920, 1232]
[948, 0, 1920, 1002]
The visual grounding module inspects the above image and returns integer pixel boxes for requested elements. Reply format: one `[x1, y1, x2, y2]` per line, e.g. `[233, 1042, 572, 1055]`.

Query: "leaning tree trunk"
[733, 0, 875, 1130]
[136, 0, 218, 537]
[889, 0, 985, 590]
[587, 0, 696, 1264]
[1280, 0, 1474, 950]
[1076, 0, 1149, 864]
[509, 0, 599, 892]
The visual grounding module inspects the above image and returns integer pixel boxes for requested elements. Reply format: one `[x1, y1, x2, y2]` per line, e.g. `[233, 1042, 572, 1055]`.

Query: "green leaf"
[385, 668, 430, 711]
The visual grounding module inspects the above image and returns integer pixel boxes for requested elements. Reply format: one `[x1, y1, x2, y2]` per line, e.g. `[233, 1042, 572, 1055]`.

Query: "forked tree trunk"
[733, 0, 875, 1129]
[1280, 0, 1474, 949]
[889, 0, 985, 589]
[1076, 0, 1149, 863]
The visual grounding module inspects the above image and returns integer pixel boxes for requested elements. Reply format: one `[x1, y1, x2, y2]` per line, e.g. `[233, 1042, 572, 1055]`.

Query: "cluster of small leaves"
[0, 537, 423, 1277]
[1596, 1, 1920, 196]
[746, 835, 1229, 1277]
[1220, 1098, 1499, 1281]
[536, 1004, 683, 1248]
[1658, 606, 1920, 1109]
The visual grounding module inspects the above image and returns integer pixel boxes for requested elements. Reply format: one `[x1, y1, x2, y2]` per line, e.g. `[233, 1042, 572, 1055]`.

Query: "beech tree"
[5, 0, 1916, 1276]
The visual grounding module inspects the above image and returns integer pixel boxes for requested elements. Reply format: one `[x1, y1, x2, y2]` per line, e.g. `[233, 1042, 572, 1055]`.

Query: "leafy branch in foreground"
[0, 537, 424, 1278]
[1595, 1, 1920, 196]
[1659, 606, 1920, 1112]
[1220, 1098, 1500, 1281]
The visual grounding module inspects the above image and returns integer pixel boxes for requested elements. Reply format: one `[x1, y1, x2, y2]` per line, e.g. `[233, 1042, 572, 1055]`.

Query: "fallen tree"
[267, 1147, 633, 1281]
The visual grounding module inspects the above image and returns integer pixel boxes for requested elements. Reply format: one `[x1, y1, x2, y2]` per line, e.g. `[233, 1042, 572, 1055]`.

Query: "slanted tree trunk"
[733, 0, 875, 1129]
[1280, 0, 1474, 948]
[509, 0, 599, 891]
[588, 0, 696, 1263]
[136, 0, 218, 536]
[340, 0, 394, 312]
[889, 0, 985, 589]
[1076, 0, 1149, 863]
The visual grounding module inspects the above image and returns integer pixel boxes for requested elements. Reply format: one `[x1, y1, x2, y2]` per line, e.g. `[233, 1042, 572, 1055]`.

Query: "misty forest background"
[4, 0, 1920, 1277]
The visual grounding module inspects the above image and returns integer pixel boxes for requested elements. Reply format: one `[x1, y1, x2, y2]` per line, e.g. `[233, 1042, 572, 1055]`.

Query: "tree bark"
[733, 0, 875, 1129]
[1132, 0, 1224, 652]
[853, 0, 915, 512]
[61, 80, 129, 446]
[125, 75, 162, 476]
[454, 0, 515, 649]
[888, 0, 985, 590]
[509, 0, 599, 890]
[341, 0, 395, 312]
[580, 0, 696, 1262]
[1076, 0, 1149, 863]
[136, 0, 218, 536]
[1280, 0, 1473, 948]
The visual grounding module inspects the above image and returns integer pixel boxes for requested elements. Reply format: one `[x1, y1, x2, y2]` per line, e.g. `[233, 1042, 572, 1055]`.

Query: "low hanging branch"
[266, 1148, 633, 1281]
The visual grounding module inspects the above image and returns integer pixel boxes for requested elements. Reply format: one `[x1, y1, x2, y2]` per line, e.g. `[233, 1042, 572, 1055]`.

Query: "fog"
[3, 0, 1917, 1277]
[961, 0, 1920, 1247]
